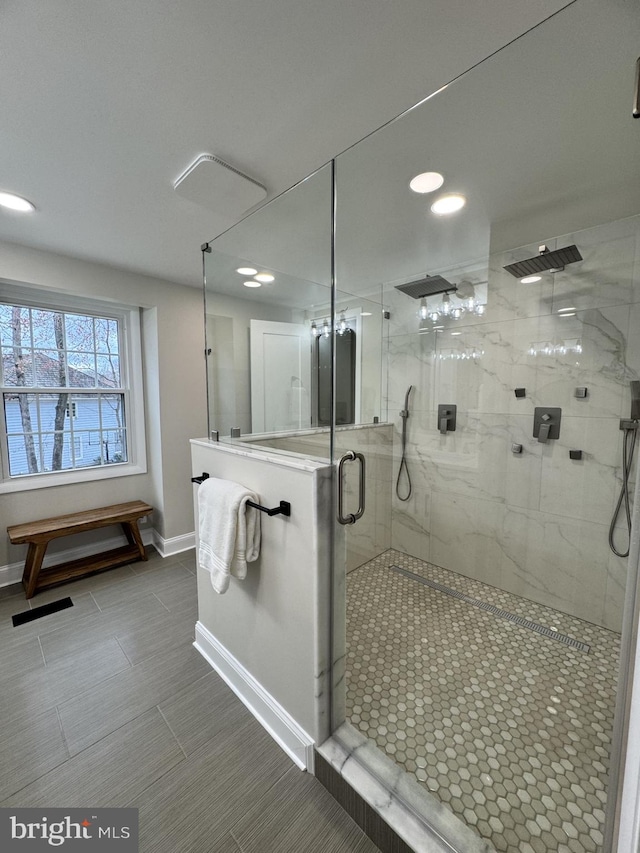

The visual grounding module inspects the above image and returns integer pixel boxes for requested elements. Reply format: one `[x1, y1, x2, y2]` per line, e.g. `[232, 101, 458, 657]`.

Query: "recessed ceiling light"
[450, 331, 462, 336]
[0, 191, 35, 212]
[520, 275, 541, 284]
[254, 273, 275, 283]
[243, 280, 262, 288]
[431, 193, 466, 215]
[409, 172, 444, 194]
[236, 266, 257, 275]
[361, 312, 372, 316]
[558, 311, 576, 317]
[557, 306, 576, 313]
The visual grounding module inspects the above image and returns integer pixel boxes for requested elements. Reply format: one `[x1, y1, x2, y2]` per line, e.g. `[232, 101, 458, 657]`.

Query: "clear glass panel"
[1, 308, 123, 389]
[0, 303, 15, 350]
[0, 305, 33, 385]
[64, 313, 95, 352]
[3, 390, 126, 475]
[96, 354, 120, 387]
[67, 352, 97, 386]
[333, 0, 640, 850]
[31, 309, 60, 349]
[4, 392, 40, 474]
[33, 350, 66, 387]
[204, 164, 333, 459]
[94, 317, 120, 355]
[1, 358, 25, 387]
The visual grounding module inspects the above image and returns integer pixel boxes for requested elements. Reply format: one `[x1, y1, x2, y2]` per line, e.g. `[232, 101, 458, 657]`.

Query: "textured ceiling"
[203, 0, 640, 307]
[0, 0, 573, 288]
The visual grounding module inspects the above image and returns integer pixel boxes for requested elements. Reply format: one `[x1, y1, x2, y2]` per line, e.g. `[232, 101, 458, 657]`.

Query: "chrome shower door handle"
[352, 452, 366, 522]
[337, 450, 366, 525]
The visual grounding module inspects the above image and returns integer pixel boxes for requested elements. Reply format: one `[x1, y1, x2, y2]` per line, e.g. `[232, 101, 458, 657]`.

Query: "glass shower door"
[330, 1, 640, 851]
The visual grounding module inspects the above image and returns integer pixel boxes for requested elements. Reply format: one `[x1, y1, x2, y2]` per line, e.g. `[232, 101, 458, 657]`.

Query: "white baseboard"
[0, 526, 188, 589]
[152, 530, 196, 558]
[194, 620, 315, 771]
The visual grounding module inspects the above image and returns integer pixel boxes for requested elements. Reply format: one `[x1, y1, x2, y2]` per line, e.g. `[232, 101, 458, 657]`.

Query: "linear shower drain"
[390, 565, 590, 654]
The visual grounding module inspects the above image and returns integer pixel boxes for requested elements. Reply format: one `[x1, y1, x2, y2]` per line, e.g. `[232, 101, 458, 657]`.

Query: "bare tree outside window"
[51, 312, 68, 471]
[10, 307, 38, 473]
[0, 303, 127, 477]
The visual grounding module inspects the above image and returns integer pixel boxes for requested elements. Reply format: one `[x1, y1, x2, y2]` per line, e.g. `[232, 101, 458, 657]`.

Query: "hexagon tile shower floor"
[346, 550, 620, 853]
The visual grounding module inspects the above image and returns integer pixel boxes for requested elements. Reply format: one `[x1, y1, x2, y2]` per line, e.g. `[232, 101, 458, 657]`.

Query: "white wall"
[191, 439, 333, 750]
[206, 292, 292, 437]
[0, 239, 207, 572]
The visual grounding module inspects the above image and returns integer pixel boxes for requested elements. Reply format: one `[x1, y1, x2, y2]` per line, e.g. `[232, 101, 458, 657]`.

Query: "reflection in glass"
[332, 1, 640, 850]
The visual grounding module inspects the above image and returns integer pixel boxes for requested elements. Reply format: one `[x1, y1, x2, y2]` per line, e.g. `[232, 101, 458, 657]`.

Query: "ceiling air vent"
[173, 154, 267, 218]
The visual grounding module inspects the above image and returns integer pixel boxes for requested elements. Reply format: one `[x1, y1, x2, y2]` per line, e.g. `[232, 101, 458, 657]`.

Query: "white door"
[250, 319, 311, 433]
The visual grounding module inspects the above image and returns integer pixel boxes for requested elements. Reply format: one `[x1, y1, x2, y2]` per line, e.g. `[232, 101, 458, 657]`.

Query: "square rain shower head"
[503, 244, 583, 278]
[395, 275, 457, 299]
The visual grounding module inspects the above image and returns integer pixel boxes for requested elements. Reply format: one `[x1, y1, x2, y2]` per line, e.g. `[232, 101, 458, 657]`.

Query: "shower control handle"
[533, 407, 562, 443]
[337, 451, 366, 525]
[437, 404, 457, 435]
[538, 422, 551, 444]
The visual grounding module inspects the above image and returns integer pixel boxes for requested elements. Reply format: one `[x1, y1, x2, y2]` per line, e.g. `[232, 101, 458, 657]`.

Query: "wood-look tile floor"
[0, 548, 379, 853]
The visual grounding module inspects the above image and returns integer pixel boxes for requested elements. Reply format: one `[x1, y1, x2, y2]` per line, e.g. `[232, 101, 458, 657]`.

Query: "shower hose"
[609, 423, 638, 558]
[395, 386, 413, 502]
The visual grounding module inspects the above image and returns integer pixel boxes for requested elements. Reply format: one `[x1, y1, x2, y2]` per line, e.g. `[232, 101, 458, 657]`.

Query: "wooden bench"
[7, 500, 153, 599]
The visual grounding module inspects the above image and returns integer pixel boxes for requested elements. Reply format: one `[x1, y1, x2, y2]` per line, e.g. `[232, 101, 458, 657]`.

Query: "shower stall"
[195, 1, 640, 850]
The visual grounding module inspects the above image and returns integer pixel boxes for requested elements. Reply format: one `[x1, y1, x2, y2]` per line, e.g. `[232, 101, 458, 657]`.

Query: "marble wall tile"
[425, 490, 613, 627]
[499, 505, 610, 626]
[390, 488, 431, 563]
[620, 301, 640, 386]
[539, 415, 620, 524]
[429, 492, 504, 589]
[391, 410, 543, 511]
[515, 306, 630, 418]
[385, 332, 436, 413]
[384, 215, 639, 631]
[486, 244, 554, 325]
[488, 218, 639, 324]
[436, 320, 565, 418]
[603, 551, 628, 633]
[384, 284, 424, 339]
[611, 423, 638, 523]
[551, 216, 640, 313]
[341, 428, 393, 571]
[331, 526, 348, 728]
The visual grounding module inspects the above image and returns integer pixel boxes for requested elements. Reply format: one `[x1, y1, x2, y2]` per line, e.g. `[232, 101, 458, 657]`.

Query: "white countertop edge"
[239, 422, 392, 442]
[190, 437, 330, 473]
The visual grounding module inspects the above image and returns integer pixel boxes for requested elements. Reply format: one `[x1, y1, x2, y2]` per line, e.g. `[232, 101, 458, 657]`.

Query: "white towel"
[197, 477, 261, 594]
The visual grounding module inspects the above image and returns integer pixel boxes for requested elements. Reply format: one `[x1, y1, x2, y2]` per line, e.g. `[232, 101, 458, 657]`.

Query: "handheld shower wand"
[609, 381, 640, 557]
[396, 385, 413, 501]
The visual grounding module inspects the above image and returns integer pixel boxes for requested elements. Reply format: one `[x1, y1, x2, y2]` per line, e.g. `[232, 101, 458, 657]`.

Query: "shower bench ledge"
[7, 500, 153, 599]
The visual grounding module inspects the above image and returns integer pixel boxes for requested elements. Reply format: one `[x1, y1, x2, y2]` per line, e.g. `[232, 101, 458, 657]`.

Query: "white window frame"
[0, 282, 147, 493]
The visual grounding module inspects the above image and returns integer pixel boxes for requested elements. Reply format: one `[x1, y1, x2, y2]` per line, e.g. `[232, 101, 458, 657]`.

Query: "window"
[0, 288, 146, 491]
